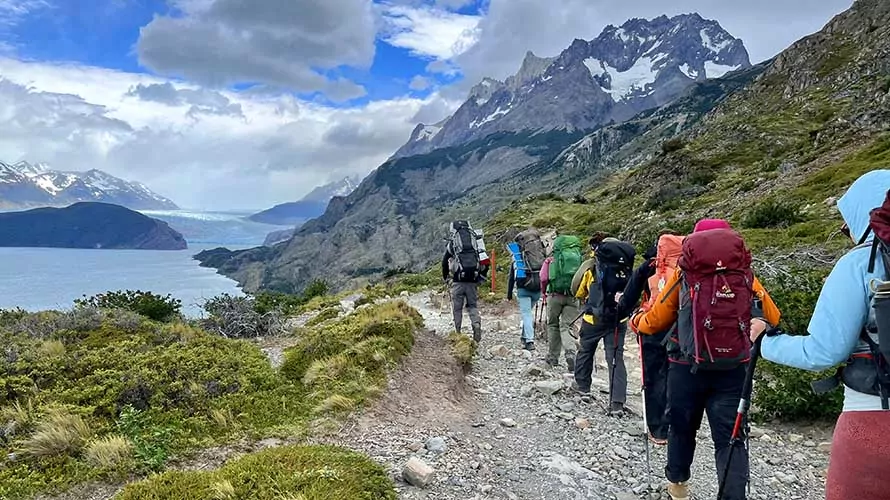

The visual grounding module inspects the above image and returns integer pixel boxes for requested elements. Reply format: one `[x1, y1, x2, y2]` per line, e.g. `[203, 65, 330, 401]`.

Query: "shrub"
[447, 332, 476, 369]
[20, 409, 92, 458]
[201, 294, 285, 338]
[75, 290, 182, 322]
[84, 434, 134, 470]
[741, 199, 805, 229]
[661, 137, 687, 154]
[115, 444, 397, 500]
[753, 268, 843, 421]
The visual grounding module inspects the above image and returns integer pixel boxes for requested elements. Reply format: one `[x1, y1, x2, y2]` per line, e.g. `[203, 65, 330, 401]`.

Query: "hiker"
[541, 234, 583, 370]
[507, 228, 547, 350]
[753, 170, 890, 500]
[630, 219, 780, 500]
[573, 234, 636, 414]
[616, 233, 680, 445]
[442, 220, 489, 341]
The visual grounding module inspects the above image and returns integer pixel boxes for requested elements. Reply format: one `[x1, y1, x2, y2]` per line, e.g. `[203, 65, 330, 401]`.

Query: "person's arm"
[618, 260, 654, 319]
[632, 269, 681, 335]
[761, 251, 871, 371]
[752, 276, 781, 326]
[507, 262, 516, 300]
[540, 257, 551, 294]
[575, 269, 592, 301]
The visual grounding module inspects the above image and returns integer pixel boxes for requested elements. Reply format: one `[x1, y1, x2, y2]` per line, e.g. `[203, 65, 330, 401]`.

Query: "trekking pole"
[607, 324, 620, 416]
[716, 334, 765, 500]
[637, 333, 652, 483]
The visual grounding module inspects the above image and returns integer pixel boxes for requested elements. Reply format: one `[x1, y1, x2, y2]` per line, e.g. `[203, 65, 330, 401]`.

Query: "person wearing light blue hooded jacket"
[752, 169, 890, 500]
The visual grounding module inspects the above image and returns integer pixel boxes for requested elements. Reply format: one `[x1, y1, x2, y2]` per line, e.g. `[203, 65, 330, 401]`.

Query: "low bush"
[75, 290, 182, 322]
[201, 294, 285, 338]
[115, 444, 396, 500]
[0, 298, 423, 498]
[742, 199, 805, 229]
[661, 137, 687, 154]
[447, 332, 477, 369]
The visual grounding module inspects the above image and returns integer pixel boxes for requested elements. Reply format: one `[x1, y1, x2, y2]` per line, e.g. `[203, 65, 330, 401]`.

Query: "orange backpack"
[643, 234, 685, 311]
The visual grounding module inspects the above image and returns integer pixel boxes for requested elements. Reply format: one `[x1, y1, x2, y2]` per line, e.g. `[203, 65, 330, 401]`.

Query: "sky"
[0, 0, 854, 211]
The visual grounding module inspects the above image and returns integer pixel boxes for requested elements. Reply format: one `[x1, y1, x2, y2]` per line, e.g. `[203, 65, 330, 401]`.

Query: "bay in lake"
[0, 210, 290, 318]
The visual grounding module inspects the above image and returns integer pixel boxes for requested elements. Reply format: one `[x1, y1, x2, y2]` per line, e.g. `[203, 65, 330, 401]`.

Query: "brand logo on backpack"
[716, 284, 736, 299]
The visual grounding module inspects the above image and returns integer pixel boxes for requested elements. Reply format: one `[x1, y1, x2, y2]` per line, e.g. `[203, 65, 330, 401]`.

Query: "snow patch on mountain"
[704, 61, 742, 79]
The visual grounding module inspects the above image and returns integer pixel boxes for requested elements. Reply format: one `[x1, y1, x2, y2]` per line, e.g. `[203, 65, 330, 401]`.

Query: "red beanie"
[693, 218, 732, 233]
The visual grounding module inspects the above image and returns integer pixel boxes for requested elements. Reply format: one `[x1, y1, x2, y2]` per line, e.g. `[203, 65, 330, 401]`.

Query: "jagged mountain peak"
[393, 13, 750, 159]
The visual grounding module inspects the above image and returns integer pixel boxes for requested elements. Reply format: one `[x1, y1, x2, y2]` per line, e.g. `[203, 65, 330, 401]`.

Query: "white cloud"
[379, 2, 481, 60]
[409, 75, 431, 90]
[0, 57, 447, 211]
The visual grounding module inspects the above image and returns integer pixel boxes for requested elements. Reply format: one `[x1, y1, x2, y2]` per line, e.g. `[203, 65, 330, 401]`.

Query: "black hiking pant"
[641, 331, 669, 440]
[574, 318, 627, 404]
[667, 363, 748, 500]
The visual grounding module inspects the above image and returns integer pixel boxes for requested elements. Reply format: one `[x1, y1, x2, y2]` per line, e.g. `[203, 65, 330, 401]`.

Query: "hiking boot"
[648, 432, 668, 446]
[565, 353, 576, 372]
[609, 402, 625, 415]
[667, 481, 689, 500]
[523, 341, 536, 351]
[472, 327, 482, 343]
[544, 358, 559, 369]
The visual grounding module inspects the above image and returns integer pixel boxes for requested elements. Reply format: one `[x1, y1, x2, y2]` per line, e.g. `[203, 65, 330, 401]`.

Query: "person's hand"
[750, 318, 769, 343]
[614, 292, 624, 304]
[629, 310, 642, 334]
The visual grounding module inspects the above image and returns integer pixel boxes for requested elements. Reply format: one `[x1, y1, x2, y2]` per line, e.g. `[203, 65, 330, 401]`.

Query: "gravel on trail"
[334, 291, 833, 500]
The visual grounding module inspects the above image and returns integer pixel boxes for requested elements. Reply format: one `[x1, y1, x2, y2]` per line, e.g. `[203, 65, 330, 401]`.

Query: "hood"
[693, 218, 732, 233]
[837, 169, 890, 243]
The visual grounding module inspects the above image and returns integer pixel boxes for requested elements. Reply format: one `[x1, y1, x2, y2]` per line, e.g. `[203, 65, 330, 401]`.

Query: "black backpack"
[448, 220, 481, 282]
[585, 239, 636, 320]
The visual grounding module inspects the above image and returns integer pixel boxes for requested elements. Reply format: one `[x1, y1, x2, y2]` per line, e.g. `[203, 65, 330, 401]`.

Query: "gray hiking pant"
[451, 281, 481, 334]
[546, 294, 578, 365]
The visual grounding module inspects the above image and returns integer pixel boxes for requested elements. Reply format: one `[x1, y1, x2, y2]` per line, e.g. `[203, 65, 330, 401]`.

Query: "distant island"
[0, 202, 187, 250]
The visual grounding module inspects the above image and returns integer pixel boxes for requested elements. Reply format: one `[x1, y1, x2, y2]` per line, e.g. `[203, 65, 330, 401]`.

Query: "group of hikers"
[442, 170, 890, 500]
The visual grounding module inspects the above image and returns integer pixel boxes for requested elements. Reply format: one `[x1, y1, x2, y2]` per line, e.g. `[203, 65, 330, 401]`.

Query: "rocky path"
[335, 291, 834, 500]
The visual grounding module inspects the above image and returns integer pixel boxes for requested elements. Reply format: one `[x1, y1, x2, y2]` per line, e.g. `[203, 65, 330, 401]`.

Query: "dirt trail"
[333, 291, 834, 500]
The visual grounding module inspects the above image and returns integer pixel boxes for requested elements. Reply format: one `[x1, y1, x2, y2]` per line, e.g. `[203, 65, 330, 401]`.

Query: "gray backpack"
[448, 220, 481, 281]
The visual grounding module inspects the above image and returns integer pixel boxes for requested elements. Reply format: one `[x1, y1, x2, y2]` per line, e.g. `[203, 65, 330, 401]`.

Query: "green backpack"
[548, 235, 583, 294]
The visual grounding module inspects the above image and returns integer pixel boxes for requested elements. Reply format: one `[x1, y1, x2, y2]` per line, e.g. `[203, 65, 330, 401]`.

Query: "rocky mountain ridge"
[0, 161, 178, 211]
[248, 175, 362, 227]
[394, 13, 750, 158]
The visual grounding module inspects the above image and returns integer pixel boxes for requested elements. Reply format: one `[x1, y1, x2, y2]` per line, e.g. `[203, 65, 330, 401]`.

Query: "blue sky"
[0, 0, 854, 210]
[1, 0, 485, 106]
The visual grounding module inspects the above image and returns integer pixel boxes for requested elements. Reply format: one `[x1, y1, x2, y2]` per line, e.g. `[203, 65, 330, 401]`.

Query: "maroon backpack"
[676, 228, 754, 371]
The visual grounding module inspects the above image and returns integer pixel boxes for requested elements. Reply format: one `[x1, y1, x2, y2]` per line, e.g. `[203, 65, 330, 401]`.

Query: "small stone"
[792, 453, 806, 462]
[624, 423, 645, 437]
[520, 350, 533, 359]
[407, 441, 423, 452]
[613, 446, 631, 459]
[534, 379, 565, 396]
[748, 426, 766, 439]
[500, 418, 517, 428]
[480, 484, 493, 494]
[520, 384, 535, 397]
[817, 441, 832, 453]
[506, 492, 519, 500]
[760, 433, 773, 442]
[425, 436, 447, 454]
[557, 412, 574, 420]
[470, 460, 481, 470]
[788, 433, 804, 443]
[615, 493, 638, 500]
[400, 290, 410, 297]
[804, 440, 816, 447]
[402, 457, 435, 488]
[524, 364, 545, 377]
[575, 418, 590, 429]
[557, 402, 575, 412]
[489, 345, 510, 357]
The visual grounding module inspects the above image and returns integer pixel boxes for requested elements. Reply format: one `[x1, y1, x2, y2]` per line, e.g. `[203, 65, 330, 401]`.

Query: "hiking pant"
[574, 319, 627, 404]
[826, 410, 890, 499]
[641, 331, 670, 440]
[667, 363, 748, 500]
[546, 294, 578, 365]
[516, 287, 541, 343]
[451, 281, 481, 335]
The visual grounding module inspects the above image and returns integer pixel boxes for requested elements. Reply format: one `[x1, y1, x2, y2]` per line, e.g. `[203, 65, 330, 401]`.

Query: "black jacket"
[617, 258, 655, 320]
[442, 248, 489, 283]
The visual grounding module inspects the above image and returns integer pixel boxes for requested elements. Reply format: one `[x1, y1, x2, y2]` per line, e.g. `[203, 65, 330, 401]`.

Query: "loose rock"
[403, 457, 436, 488]
[500, 418, 517, 428]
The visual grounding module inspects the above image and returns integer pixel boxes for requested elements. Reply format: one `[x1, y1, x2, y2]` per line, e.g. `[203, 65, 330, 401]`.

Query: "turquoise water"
[0, 244, 247, 318]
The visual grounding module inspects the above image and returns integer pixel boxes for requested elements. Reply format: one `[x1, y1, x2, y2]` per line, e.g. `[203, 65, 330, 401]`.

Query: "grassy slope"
[0, 301, 422, 499]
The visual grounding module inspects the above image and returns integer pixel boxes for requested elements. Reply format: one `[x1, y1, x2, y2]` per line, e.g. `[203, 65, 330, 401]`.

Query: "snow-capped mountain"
[0, 161, 179, 211]
[394, 13, 751, 158]
[248, 175, 363, 227]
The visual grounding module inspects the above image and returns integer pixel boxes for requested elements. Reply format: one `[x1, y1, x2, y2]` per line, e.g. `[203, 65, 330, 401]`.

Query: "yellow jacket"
[574, 266, 597, 325]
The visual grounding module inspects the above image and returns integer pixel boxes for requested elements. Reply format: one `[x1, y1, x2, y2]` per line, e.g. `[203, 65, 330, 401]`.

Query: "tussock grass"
[84, 435, 134, 469]
[447, 332, 477, 368]
[21, 409, 92, 458]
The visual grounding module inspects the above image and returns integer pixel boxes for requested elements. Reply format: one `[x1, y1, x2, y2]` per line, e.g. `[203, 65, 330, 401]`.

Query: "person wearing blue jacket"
[751, 169, 890, 500]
